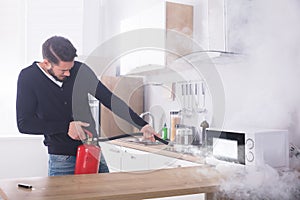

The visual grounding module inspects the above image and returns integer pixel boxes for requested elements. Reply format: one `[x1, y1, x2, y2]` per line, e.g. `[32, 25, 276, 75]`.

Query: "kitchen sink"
[120, 137, 162, 145]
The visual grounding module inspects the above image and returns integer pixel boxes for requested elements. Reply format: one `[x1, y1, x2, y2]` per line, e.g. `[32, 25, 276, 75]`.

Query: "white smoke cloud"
[221, 0, 300, 147]
[211, 0, 300, 198]
[215, 164, 300, 200]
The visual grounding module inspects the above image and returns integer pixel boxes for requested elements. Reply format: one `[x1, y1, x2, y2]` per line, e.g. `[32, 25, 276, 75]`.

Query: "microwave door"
[207, 130, 246, 165]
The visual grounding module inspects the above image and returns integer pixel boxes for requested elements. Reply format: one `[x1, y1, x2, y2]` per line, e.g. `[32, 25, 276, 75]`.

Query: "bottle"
[170, 111, 181, 142]
[200, 119, 209, 147]
[162, 123, 168, 140]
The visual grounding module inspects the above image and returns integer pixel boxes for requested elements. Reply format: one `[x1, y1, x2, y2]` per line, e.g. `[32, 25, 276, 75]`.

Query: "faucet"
[139, 111, 155, 130]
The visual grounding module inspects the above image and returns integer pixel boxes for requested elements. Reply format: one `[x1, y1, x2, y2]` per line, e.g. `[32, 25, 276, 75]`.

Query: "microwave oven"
[205, 128, 289, 169]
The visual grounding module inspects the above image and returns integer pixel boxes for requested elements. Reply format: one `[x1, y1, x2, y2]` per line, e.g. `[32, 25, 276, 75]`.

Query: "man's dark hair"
[42, 36, 77, 65]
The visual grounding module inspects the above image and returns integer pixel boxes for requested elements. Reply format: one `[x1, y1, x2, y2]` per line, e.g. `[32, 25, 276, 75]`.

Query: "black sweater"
[16, 61, 147, 155]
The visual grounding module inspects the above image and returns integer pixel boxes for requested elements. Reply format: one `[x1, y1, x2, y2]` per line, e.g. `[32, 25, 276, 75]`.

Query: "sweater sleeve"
[16, 69, 69, 135]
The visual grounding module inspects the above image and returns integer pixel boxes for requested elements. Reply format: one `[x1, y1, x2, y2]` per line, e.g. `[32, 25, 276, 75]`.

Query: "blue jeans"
[48, 152, 109, 176]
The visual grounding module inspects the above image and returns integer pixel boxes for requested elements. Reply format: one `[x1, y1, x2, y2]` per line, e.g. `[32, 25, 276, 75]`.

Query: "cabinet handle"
[130, 155, 136, 159]
[109, 148, 120, 153]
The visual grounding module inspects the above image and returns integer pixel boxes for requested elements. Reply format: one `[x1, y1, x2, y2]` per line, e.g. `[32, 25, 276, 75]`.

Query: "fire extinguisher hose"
[97, 132, 169, 145]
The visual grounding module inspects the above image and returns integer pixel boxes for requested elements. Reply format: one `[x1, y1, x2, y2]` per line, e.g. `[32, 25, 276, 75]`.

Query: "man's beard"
[48, 68, 67, 82]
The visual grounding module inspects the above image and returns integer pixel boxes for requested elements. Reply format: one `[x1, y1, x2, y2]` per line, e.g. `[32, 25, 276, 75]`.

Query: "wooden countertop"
[109, 139, 206, 164]
[0, 165, 222, 200]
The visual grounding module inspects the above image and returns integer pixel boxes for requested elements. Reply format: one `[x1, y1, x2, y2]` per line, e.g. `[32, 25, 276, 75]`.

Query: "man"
[16, 36, 157, 176]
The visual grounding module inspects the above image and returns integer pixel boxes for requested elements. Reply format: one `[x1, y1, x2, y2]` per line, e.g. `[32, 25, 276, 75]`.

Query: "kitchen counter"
[109, 139, 206, 164]
[0, 165, 223, 200]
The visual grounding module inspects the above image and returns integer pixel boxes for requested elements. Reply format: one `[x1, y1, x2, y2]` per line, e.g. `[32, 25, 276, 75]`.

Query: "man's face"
[47, 61, 74, 82]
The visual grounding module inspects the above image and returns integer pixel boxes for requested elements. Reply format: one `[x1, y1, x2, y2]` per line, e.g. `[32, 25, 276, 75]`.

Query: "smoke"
[215, 164, 300, 200]
[209, 0, 300, 199]
[221, 0, 300, 147]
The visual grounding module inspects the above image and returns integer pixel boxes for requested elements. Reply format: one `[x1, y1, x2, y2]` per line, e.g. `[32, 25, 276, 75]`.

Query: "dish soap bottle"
[162, 123, 168, 140]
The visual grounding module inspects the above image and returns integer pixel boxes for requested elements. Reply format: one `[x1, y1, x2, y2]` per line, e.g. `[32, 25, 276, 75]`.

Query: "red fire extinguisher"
[74, 130, 101, 175]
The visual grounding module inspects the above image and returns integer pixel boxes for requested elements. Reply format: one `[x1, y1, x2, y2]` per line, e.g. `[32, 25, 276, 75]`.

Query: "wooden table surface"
[0, 165, 222, 200]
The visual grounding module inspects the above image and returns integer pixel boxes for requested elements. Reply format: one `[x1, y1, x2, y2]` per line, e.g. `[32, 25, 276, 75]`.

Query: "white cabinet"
[100, 143, 149, 172]
[100, 142, 122, 172]
[101, 143, 201, 172]
[148, 153, 179, 170]
[171, 158, 202, 168]
[121, 147, 149, 172]
[149, 153, 201, 170]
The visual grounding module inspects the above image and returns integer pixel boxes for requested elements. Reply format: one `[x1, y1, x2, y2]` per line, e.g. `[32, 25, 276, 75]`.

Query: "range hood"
[125, 50, 245, 76]
[191, 50, 245, 65]
[166, 50, 246, 67]
[205, 0, 247, 55]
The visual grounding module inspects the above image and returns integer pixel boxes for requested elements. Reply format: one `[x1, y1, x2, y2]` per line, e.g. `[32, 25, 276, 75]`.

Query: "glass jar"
[175, 124, 185, 144]
[184, 127, 193, 145]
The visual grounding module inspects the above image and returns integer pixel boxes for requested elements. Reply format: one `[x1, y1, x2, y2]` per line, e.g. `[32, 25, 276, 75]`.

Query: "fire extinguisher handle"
[83, 129, 94, 138]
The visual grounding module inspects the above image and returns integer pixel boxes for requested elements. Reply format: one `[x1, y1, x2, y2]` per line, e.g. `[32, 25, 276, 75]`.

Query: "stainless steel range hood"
[125, 50, 245, 77]
[206, 0, 248, 54]
[170, 50, 246, 67]
[194, 50, 245, 64]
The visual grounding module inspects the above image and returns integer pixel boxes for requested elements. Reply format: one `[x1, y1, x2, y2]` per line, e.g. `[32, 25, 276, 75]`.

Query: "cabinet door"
[100, 142, 122, 172]
[121, 147, 149, 172]
[166, 2, 193, 65]
[170, 158, 202, 168]
[149, 153, 202, 170]
[148, 153, 179, 170]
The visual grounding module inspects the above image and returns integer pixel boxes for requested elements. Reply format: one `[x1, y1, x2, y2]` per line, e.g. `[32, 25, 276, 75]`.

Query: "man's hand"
[68, 121, 91, 140]
[140, 124, 159, 142]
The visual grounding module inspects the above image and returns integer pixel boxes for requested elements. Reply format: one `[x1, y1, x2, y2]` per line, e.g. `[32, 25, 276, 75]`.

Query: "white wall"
[0, 0, 85, 136]
[0, 0, 25, 136]
[0, 135, 48, 179]
[0, 0, 85, 178]
[25, 0, 84, 63]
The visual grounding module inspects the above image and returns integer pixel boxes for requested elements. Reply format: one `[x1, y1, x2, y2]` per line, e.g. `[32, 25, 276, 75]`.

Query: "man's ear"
[42, 59, 51, 70]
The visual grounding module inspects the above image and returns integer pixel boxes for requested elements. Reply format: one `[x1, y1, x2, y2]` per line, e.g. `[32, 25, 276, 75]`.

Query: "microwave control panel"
[245, 137, 255, 163]
[245, 138, 255, 162]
